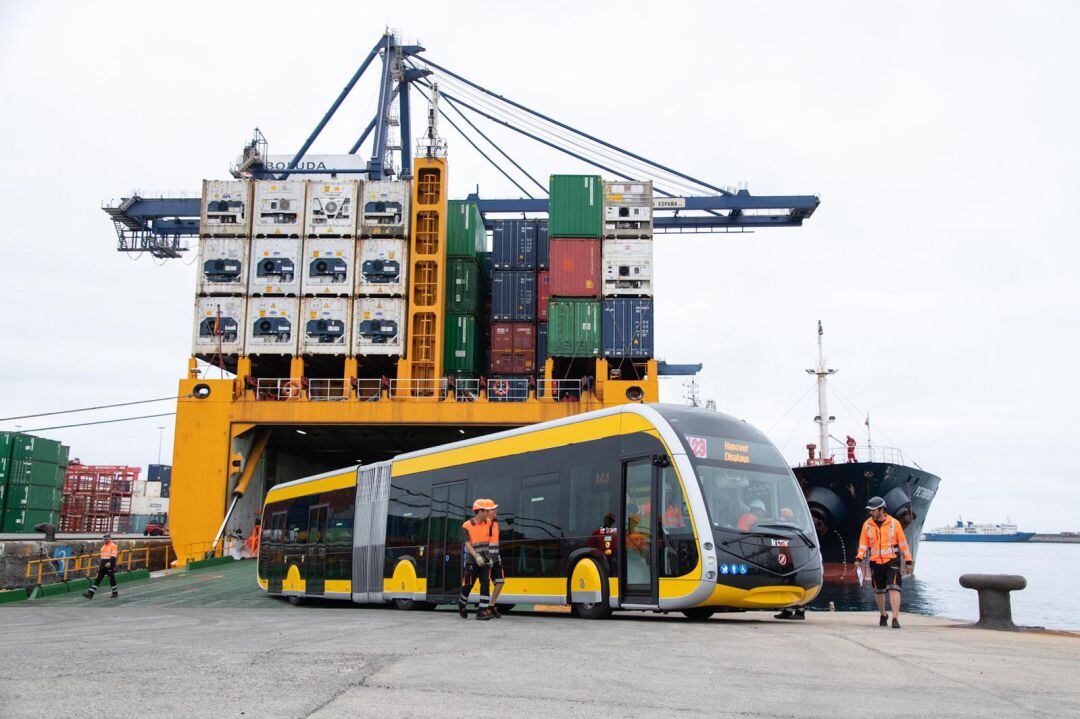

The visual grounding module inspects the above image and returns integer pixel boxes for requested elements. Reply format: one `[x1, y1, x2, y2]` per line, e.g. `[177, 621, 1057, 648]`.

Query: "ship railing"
[390, 378, 449, 401]
[487, 377, 531, 402]
[255, 378, 302, 401]
[182, 538, 248, 564]
[307, 379, 350, 402]
[798, 445, 906, 467]
[24, 544, 177, 587]
[537, 378, 584, 401]
[453, 378, 482, 402]
[354, 378, 383, 401]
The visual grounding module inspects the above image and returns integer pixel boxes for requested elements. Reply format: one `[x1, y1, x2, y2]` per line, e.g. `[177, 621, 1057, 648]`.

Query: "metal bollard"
[958, 574, 1027, 630]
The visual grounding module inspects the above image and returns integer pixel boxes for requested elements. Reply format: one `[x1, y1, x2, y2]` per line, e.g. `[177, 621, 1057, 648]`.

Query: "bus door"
[621, 458, 659, 605]
[428, 481, 468, 598]
[267, 511, 286, 593]
[305, 504, 328, 597]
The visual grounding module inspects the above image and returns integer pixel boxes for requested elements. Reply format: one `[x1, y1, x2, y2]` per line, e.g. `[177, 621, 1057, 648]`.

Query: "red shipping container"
[536, 271, 551, 321]
[491, 323, 536, 375]
[549, 238, 600, 297]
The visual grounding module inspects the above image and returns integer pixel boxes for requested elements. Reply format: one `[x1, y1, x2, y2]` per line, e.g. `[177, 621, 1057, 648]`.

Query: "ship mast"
[806, 321, 837, 461]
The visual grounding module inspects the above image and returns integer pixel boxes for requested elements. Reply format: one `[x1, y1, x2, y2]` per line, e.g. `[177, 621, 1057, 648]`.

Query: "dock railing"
[798, 445, 906, 467]
[24, 544, 177, 586]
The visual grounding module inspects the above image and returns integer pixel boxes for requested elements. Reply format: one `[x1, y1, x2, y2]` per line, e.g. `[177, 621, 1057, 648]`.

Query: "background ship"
[790, 323, 941, 581]
[924, 519, 1034, 542]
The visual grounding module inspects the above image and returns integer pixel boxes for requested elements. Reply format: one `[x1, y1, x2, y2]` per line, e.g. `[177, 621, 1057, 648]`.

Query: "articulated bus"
[257, 404, 822, 619]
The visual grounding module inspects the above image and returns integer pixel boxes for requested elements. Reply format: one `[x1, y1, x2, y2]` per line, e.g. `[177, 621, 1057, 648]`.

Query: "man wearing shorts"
[855, 496, 913, 628]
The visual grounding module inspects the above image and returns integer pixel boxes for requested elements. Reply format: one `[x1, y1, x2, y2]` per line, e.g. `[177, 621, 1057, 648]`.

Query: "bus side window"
[388, 482, 429, 547]
[568, 461, 614, 537]
[659, 466, 698, 577]
[517, 473, 562, 577]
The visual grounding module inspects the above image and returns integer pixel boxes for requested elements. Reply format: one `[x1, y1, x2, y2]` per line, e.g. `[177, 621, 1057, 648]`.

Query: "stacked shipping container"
[0, 432, 69, 532]
[193, 179, 412, 371]
[443, 201, 486, 378]
[601, 181, 655, 365]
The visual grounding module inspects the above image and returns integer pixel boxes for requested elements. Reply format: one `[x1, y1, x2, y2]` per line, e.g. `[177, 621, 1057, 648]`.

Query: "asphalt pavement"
[1, 561, 1077, 718]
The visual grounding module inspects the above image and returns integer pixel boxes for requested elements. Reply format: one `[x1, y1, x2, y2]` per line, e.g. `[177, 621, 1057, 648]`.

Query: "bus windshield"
[693, 462, 813, 535]
[654, 406, 814, 536]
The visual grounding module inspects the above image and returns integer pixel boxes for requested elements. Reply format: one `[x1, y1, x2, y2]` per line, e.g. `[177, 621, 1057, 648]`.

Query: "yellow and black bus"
[258, 404, 822, 619]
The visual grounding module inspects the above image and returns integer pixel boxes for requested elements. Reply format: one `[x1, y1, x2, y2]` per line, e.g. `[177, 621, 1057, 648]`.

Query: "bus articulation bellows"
[257, 404, 822, 618]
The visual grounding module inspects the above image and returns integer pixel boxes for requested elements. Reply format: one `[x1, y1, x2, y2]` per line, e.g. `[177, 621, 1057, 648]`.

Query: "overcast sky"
[1, 1, 1077, 531]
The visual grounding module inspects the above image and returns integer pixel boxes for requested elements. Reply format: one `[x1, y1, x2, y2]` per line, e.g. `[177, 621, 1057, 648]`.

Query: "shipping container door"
[305, 504, 328, 597]
[427, 481, 468, 598]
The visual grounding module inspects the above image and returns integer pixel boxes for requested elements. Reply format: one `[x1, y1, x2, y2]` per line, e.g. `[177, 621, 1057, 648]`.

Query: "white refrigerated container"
[602, 180, 653, 238]
[252, 180, 306, 236]
[305, 179, 358, 236]
[301, 238, 355, 296]
[200, 180, 252, 236]
[249, 238, 302, 295]
[300, 297, 351, 355]
[245, 297, 299, 354]
[355, 237, 407, 296]
[358, 180, 410, 237]
[192, 296, 246, 355]
[353, 297, 405, 356]
[196, 237, 249, 295]
[602, 239, 653, 296]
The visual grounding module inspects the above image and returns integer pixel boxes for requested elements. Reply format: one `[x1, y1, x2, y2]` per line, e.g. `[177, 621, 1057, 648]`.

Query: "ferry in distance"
[923, 519, 1034, 542]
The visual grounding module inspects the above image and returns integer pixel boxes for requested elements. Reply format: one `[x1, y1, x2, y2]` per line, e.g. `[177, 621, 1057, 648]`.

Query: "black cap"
[865, 496, 886, 510]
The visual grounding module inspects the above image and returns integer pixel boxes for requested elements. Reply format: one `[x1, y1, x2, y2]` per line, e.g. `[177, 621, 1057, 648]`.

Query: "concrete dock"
[1, 561, 1077, 718]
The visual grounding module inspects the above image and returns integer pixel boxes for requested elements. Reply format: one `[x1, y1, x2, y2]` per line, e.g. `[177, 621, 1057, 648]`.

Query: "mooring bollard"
[958, 573, 1027, 629]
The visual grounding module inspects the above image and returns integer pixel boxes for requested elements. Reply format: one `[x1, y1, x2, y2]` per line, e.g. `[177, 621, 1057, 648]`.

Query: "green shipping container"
[447, 201, 486, 259]
[10, 434, 69, 465]
[0, 456, 9, 484]
[548, 299, 601, 357]
[444, 314, 480, 375]
[1, 509, 59, 533]
[7, 460, 65, 488]
[446, 259, 479, 314]
[0, 432, 14, 460]
[4, 484, 62, 512]
[549, 175, 603, 238]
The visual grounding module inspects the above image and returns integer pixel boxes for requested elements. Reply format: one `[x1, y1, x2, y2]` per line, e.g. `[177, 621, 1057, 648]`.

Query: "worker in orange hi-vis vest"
[484, 500, 506, 618]
[855, 496, 913, 628]
[246, 518, 262, 558]
[83, 534, 120, 600]
[458, 500, 494, 621]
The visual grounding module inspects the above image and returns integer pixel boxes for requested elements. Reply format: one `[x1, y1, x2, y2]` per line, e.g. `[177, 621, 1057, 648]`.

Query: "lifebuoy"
[491, 379, 509, 398]
[282, 380, 301, 399]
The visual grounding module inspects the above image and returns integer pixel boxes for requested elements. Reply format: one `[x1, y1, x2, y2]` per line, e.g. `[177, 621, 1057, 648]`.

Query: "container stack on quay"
[59, 462, 138, 534]
[129, 464, 171, 534]
[193, 178, 412, 378]
[443, 200, 486, 384]
[600, 180, 654, 374]
[0, 433, 69, 533]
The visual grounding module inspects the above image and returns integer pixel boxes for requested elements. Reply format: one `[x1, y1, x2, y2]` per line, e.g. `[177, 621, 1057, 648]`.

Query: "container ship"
[924, 519, 1033, 542]
[791, 323, 940, 580]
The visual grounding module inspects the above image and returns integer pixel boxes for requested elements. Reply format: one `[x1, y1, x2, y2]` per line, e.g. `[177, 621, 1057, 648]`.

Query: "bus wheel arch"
[389, 556, 423, 610]
[568, 554, 612, 620]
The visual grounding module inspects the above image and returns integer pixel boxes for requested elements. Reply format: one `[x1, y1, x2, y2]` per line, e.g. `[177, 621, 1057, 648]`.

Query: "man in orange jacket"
[458, 499, 494, 620]
[855, 496, 913, 628]
[83, 533, 120, 600]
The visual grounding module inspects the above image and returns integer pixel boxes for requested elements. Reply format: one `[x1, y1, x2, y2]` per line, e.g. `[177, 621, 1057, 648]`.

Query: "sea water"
[810, 541, 1078, 630]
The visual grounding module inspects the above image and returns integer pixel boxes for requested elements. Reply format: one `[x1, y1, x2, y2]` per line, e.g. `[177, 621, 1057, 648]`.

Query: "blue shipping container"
[536, 220, 549, 269]
[491, 271, 537, 322]
[602, 298, 654, 358]
[492, 220, 537, 270]
[536, 322, 548, 374]
[148, 464, 172, 482]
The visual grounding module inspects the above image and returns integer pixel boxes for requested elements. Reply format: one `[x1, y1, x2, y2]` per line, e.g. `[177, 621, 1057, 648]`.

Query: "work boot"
[792, 608, 806, 620]
[111, 591, 119, 599]
[458, 605, 468, 619]
[475, 608, 494, 621]
[879, 614, 888, 627]
[892, 617, 901, 629]
[83, 591, 94, 600]
[491, 606, 502, 619]
[774, 609, 795, 620]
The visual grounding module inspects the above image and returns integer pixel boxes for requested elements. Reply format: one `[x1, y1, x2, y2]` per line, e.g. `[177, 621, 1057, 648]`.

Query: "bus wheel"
[287, 596, 306, 606]
[574, 600, 612, 620]
[682, 607, 716, 621]
[394, 598, 422, 611]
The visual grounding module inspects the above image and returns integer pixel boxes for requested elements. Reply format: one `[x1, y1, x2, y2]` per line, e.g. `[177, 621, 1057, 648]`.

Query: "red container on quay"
[537, 271, 551, 321]
[490, 323, 536, 375]
[549, 238, 600, 297]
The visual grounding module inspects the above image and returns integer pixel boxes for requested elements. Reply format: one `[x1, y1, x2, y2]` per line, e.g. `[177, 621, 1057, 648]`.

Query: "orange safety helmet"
[471, 499, 486, 511]
[480, 498, 498, 510]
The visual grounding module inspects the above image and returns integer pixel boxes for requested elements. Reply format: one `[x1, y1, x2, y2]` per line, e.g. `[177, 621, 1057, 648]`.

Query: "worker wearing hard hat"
[855, 496, 913, 628]
[458, 499, 494, 620]
[83, 533, 120, 600]
[737, 499, 768, 532]
[484, 500, 506, 618]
